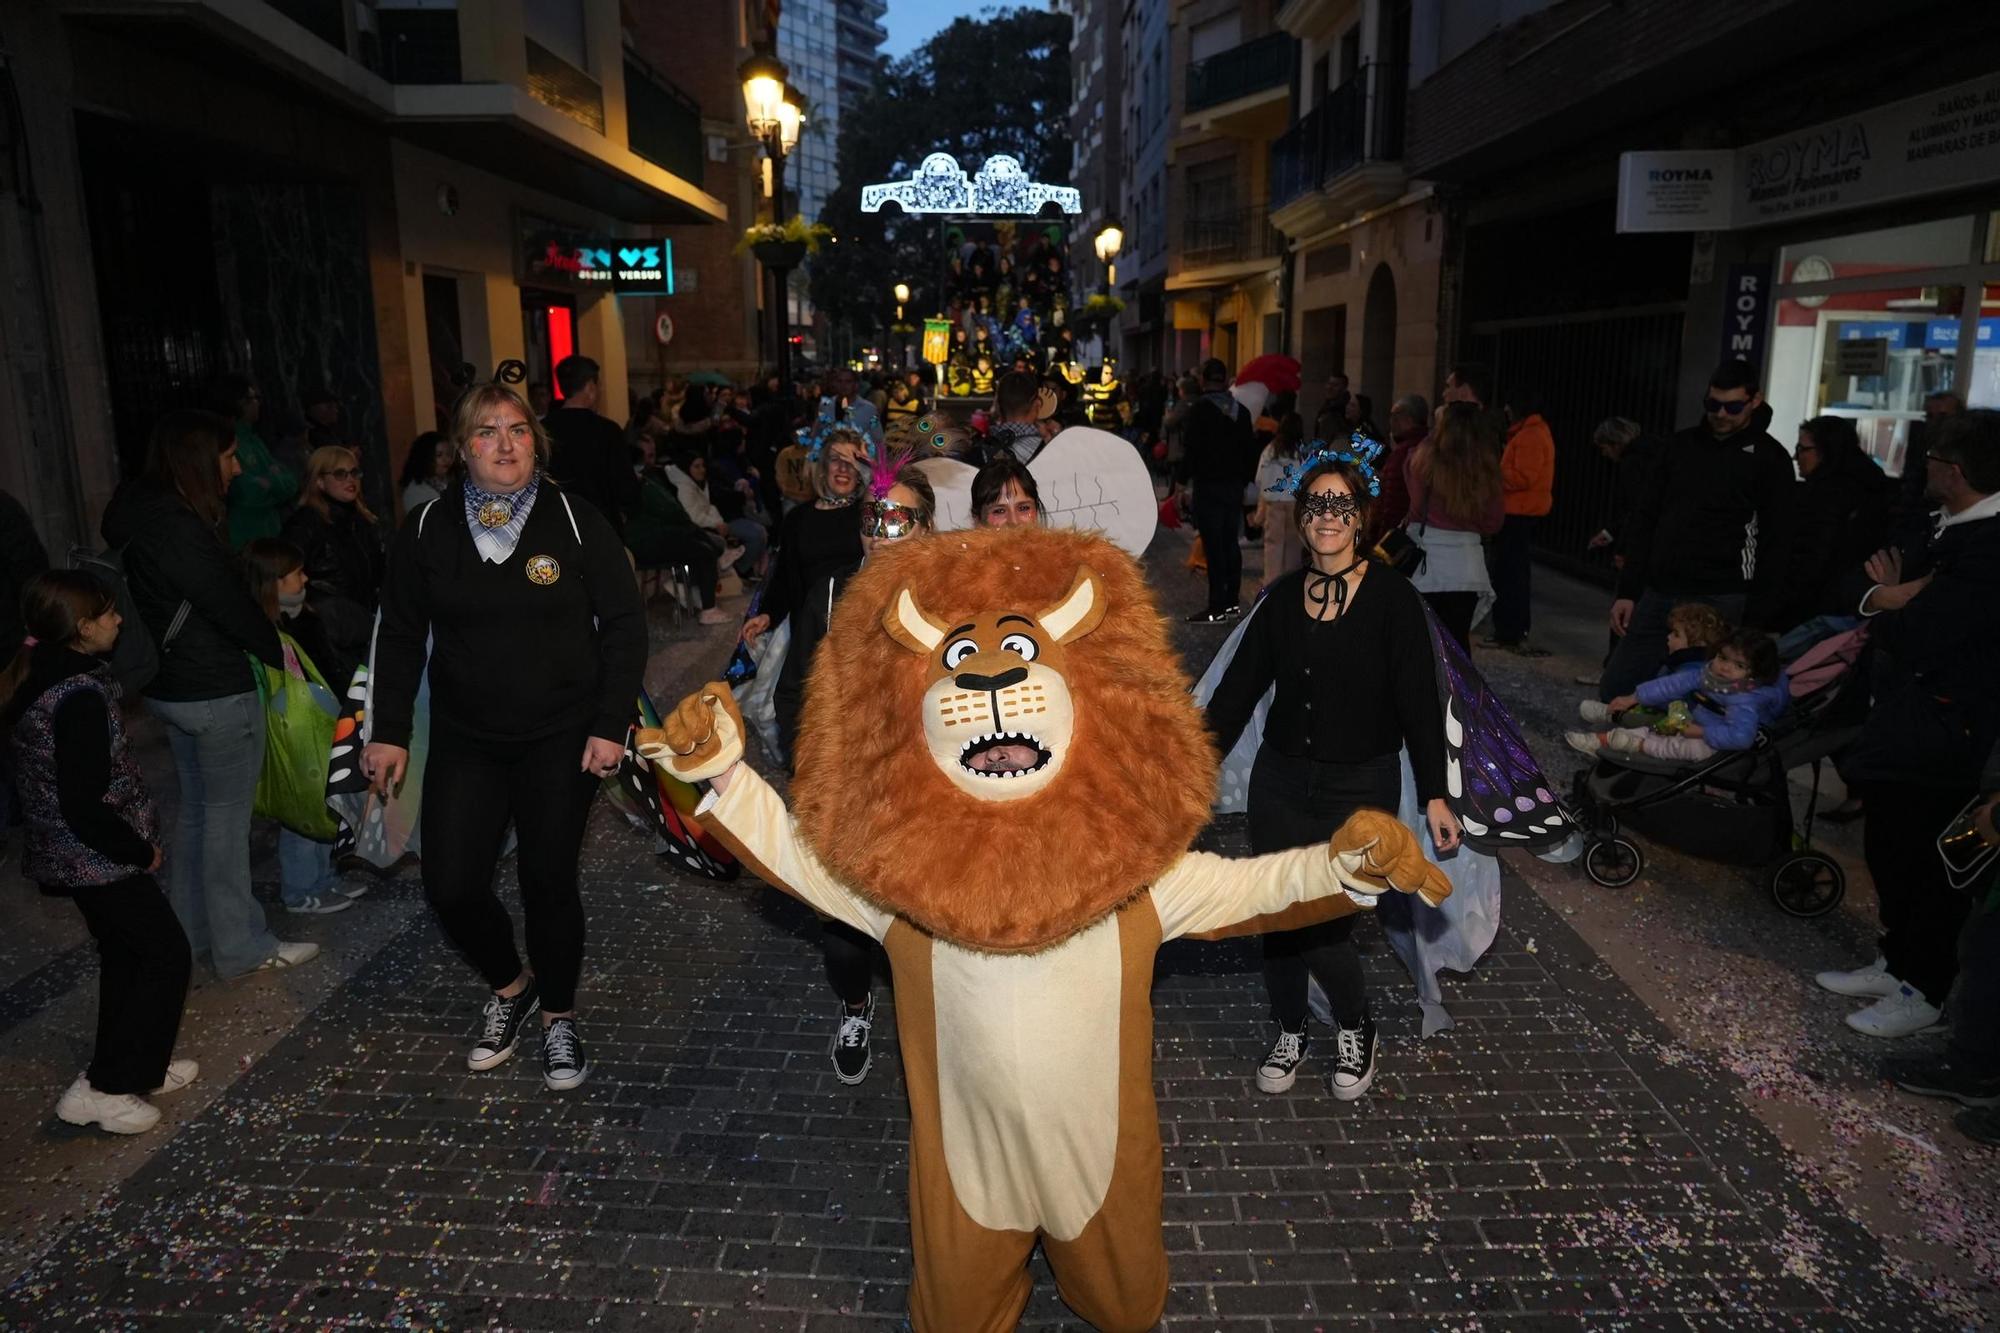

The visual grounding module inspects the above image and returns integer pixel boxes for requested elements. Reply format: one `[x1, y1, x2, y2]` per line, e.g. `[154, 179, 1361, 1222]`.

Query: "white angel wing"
[914, 426, 1158, 557]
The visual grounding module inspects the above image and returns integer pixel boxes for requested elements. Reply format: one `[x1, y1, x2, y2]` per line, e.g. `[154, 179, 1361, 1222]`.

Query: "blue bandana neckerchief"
[1270, 431, 1385, 498]
[463, 470, 541, 563]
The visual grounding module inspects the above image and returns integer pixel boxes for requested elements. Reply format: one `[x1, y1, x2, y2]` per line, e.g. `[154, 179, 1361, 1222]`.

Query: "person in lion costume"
[643, 524, 1449, 1333]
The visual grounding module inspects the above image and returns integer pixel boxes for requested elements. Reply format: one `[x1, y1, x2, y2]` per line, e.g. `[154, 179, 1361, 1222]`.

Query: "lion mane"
[790, 526, 1219, 953]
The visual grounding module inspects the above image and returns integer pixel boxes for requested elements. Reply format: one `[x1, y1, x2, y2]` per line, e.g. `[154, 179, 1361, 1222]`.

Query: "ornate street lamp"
[1093, 218, 1125, 288]
[741, 49, 806, 387]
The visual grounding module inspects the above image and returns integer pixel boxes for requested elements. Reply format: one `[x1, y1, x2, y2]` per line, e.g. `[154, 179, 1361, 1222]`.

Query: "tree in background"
[809, 7, 1073, 353]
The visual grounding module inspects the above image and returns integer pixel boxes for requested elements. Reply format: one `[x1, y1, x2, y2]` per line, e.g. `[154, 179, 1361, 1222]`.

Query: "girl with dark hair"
[972, 455, 1043, 527]
[100, 411, 303, 979]
[400, 431, 454, 516]
[1342, 392, 1382, 442]
[243, 538, 363, 917]
[3, 570, 194, 1135]
[1404, 402, 1506, 651]
[1203, 450, 1461, 1102]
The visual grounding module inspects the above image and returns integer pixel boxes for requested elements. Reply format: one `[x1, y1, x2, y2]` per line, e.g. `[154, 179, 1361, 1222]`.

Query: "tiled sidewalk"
[0, 792, 1949, 1331]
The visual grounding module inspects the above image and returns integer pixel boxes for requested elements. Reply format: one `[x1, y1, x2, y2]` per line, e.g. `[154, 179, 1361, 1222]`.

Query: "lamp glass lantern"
[775, 86, 804, 154]
[739, 52, 788, 138]
[1093, 221, 1124, 262]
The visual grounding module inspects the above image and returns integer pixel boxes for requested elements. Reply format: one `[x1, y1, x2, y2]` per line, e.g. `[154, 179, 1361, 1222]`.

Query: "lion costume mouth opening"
[791, 526, 1220, 954]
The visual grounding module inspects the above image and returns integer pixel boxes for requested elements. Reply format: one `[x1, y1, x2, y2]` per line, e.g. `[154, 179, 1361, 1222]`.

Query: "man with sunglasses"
[1599, 360, 1797, 701]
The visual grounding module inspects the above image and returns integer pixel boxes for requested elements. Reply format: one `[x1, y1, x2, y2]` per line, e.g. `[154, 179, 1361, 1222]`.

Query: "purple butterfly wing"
[1423, 608, 1570, 851]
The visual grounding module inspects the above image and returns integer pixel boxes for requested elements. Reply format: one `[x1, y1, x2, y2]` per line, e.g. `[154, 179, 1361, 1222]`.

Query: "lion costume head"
[790, 526, 1218, 953]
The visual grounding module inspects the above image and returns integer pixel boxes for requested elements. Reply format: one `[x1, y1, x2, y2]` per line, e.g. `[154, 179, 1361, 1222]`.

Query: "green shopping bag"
[252, 633, 341, 840]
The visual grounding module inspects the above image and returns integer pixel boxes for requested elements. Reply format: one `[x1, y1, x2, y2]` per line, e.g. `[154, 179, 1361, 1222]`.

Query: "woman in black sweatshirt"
[4, 570, 194, 1136]
[1204, 452, 1461, 1103]
[363, 383, 646, 1093]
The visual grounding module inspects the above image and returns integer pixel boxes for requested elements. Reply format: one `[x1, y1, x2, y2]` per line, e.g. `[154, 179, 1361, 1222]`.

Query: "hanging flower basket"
[750, 239, 808, 269]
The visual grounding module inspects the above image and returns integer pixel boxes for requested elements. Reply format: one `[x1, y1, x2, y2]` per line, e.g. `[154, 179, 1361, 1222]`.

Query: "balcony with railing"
[1183, 32, 1295, 137]
[1172, 206, 1283, 288]
[1267, 62, 1406, 237]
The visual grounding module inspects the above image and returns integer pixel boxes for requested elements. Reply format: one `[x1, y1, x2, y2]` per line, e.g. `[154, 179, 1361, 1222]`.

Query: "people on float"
[969, 352, 998, 397]
[279, 444, 385, 667]
[1202, 440, 1462, 1100]
[1084, 361, 1127, 432]
[775, 451, 938, 1084]
[4, 570, 194, 1137]
[972, 455, 1043, 528]
[362, 381, 647, 1092]
[100, 410, 303, 977]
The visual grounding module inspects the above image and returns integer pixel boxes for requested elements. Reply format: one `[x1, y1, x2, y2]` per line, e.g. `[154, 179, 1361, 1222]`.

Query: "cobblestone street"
[0, 533, 1984, 1330]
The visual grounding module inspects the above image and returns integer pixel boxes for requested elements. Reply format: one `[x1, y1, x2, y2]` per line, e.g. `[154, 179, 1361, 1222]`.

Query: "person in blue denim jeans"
[100, 410, 317, 978]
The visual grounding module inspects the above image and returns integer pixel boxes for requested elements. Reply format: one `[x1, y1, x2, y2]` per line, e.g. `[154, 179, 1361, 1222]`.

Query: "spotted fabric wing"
[1423, 609, 1569, 850]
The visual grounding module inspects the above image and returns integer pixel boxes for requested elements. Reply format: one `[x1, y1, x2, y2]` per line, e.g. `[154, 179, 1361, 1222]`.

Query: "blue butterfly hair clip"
[800, 397, 846, 461]
[1270, 430, 1385, 498]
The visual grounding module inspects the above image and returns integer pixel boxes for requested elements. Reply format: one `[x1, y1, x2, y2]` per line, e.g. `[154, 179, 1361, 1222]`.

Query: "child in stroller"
[1565, 629, 1786, 763]
[1567, 626, 1868, 916]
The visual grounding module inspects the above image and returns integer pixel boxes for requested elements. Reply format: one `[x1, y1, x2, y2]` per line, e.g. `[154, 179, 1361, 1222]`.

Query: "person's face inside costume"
[967, 742, 1041, 774]
[1298, 472, 1361, 564]
[981, 480, 1039, 528]
[861, 482, 928, 557]
[464, 401, 536, 493]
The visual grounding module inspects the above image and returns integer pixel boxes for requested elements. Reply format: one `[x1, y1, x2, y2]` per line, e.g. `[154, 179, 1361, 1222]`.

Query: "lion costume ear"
[1039, 569, 1106, 644]
[884, 586, 948, 654]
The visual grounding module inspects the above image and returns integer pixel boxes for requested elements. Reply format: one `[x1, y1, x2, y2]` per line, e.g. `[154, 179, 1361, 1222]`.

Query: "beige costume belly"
[930, 914, 1122, 1240]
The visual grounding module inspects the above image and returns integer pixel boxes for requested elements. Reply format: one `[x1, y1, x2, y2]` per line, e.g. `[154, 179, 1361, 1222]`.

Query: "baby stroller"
[1568, 628, 1868, 917]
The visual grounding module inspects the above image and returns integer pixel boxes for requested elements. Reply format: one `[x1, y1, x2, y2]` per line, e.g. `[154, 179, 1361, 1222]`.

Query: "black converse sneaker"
[541, 1017, 588, 1091]
[1330, 1013, 1378, 1101]
[1256, 1027, 1309, 1093]
[468, 983, 540, 1071]
[831, 995, 876, 1085]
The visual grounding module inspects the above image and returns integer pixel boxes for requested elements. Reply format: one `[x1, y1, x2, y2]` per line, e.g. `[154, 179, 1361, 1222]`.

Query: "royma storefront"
[1621, 70, 2000, 474]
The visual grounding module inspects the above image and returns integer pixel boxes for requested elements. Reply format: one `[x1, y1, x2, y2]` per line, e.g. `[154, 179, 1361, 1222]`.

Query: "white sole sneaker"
[1815, 957, 1898, 998]
[54, 1078, 161, 1135]
[1255, 1066, 1299, 1094]
[1330, 1066, 1377, 1101]
[1845, 987, 1945, 1039]
[285, 895, 353, 916]
[150, 1059, 199, 1096]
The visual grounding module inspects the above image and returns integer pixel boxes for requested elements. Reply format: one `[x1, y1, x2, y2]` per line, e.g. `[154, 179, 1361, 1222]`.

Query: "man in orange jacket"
[1492, 387, 1555, 654]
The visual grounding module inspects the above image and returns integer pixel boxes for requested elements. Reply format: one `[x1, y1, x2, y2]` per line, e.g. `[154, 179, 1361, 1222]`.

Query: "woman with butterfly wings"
[1196, 435, 1577, 1073]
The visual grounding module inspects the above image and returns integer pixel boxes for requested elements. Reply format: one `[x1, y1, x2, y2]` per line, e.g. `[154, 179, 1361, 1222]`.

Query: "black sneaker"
[468, 983, 540, 1071]
[1329, 1013, 1378, 1101]
[1255, 1026, 1309, 1093]
[1881, 1054, 2000, 1107]
[1957, 1105, 2000, 1146]
[831, 995, 876, 1085]
[541, 1017, 588, 1091]
[1186, 607, 1241, 625]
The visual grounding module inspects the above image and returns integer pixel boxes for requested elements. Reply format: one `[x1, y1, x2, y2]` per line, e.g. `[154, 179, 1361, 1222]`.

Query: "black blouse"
[762, 502, 862, 631]
[1204, 565, 1448, 802]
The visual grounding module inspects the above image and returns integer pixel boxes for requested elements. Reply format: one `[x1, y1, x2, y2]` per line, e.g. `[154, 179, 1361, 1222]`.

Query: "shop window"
[1970, 283, 2000, 410]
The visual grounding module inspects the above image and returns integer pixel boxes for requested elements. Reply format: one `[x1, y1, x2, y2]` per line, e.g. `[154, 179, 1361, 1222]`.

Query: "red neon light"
[546, 306, 574, 398]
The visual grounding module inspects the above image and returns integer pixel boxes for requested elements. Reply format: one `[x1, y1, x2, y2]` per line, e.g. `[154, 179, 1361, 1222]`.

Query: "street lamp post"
[1093, 219, 1124, 364]
[741, 49, 804, 390]
[893, 281, 910, 368]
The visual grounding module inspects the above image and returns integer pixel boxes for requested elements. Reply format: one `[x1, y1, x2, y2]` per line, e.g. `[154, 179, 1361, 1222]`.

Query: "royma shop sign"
[523, 227, 674, 294]
[1619, 71, 2000, 233]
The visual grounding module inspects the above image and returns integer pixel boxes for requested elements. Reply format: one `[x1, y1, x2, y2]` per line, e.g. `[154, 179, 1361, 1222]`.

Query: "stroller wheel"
[1584, 837, 1644, 889]
[1769, 853, 1845, 918]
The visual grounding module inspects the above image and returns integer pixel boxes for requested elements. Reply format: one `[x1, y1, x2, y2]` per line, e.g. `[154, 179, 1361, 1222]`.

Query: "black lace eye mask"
[1298, 491, 1360, 523]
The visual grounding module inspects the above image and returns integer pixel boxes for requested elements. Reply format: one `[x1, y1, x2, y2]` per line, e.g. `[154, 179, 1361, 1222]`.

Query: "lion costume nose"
[955, 666, 1029, 693]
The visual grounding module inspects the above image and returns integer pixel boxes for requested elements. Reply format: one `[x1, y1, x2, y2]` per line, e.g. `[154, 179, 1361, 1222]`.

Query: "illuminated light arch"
[861, 152, 1081, 217]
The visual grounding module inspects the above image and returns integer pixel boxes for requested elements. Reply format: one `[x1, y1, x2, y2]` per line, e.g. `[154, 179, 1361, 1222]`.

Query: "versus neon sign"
[526, 235, 674, 294]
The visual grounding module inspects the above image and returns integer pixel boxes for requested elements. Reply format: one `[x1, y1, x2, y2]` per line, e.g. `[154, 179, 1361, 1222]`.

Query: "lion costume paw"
[638, 681, 745, 783]
[1329, 810, 1453, 909]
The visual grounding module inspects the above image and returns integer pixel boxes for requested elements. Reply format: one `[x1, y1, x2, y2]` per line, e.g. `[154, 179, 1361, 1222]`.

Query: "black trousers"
[1491, 514, 1536, 644]
[632, 528, 721, 609]
[823, 919, 876, 1006]
[1193, 485, 1243, 616]
[1250, 748, 1402, 1029]
[422, 729, 599, 1013]
[1862, 781, 1977, 1006]
[1422, 592, 1478, 654]
[70, 874, 192, 1095]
